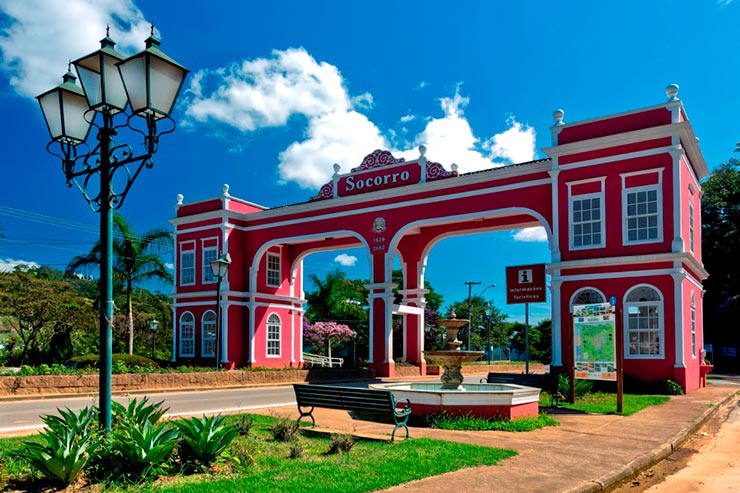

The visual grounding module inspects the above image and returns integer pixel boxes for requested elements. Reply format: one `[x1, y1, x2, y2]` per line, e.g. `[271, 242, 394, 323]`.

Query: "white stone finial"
[418, 144, 427, 156]
[451, 163, 458, 172]
[176, 194, 184, 206]
[222, 184, 230, 197]
[553, 109, 565, 126]
[332, 163, 340, 176]
[666, 84, 679, 101]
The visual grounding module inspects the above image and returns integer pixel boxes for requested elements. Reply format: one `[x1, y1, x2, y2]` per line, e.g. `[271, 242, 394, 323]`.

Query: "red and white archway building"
[170, 86, 710, 392]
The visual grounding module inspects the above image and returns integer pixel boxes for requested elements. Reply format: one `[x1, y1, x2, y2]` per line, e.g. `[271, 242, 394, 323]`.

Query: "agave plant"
[111, 419, 179, 480]
[112, 396, 169, 429]
[174, 414, 239, 467]
[20, 406, 100, 485]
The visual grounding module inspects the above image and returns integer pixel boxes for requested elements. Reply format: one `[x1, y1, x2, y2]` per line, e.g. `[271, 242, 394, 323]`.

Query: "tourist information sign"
[573, 302, 617, 381]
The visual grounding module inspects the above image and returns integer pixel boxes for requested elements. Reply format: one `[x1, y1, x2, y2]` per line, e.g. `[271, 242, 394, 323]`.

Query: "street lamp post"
[210, 253, 232, 370]
[149, 318, 159, 360]
[36, 26, 188, 431]
[483, 302, 492, 365]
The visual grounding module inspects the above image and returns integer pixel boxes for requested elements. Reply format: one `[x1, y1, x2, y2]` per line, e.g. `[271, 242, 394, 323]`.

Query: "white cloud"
[394, 91, 536, 174]
[399, 114, 415, 123]
[0, 258, 39, 273]
[484, 115, 537, 164]
[334, 254, 357, 266]
[278, 110, 386, 189]
[184, 48, 352, 132]
[512, 227, 548, 242]
[0, 0, 150, 98]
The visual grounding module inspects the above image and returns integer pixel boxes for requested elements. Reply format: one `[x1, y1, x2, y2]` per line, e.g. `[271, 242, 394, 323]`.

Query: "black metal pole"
[151, 329, 156, 360]
[525, 302, 530, 375]
[215, 278, 221, 370]
[464, 281, 481, 350]
[487, 316, 491, 365]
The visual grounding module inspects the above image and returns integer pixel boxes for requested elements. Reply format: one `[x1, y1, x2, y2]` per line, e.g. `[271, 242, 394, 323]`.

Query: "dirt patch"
[606, 394, 737, 492]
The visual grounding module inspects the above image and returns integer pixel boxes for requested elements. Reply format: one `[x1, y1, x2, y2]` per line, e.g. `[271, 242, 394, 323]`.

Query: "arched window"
[625, 285, 663, 358]
[571, 288, 605, 308]
[202, 310, 217, 357]
[179, 312, 195, 357]
[267, 313, 281, 357]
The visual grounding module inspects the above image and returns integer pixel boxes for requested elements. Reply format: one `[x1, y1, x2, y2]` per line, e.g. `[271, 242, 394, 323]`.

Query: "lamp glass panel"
[76, 64, 102, 108]
[149, 55, 186, 117]
[38, 90, 63, 139]
[61, 90, 92, 142]
[102, 54, 128, 110]
[117, 55, 147, 113]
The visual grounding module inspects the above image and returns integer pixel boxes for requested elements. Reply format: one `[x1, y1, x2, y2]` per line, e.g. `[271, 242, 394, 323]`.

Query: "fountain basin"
[370, 382, 540, 420]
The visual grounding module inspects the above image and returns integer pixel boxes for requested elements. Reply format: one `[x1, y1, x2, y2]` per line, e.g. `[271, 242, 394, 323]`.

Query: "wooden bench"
[293, 384, 412, 442]
[481, 372, 562, 406]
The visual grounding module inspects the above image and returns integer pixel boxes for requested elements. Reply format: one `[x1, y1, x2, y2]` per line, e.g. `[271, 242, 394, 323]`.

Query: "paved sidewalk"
[263, 381, 739, 493]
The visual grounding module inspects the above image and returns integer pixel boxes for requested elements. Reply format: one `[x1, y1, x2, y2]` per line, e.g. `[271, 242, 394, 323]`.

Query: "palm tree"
[66, 213, 173, 354]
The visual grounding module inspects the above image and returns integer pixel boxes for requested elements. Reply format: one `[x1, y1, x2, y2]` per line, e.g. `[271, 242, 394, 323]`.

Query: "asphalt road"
[0, 385, 302, 436]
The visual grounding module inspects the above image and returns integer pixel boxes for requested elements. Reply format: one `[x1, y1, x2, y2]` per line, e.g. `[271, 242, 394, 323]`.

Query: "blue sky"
[0, 0, 738, 324]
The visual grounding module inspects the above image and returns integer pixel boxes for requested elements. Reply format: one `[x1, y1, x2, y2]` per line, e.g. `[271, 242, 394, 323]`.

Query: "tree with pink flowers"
[303, 321, 354, 365]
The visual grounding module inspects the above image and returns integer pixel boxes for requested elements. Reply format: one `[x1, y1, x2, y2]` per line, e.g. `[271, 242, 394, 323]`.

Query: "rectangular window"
[625, 187, 661, 244]
[179, 313, 195, 357]
[202, 246, 218, 284]
[626, 305, 661, 356]
[180, 250, 195, 286]
[571, 195, 603, 249]
[202, 313, 217, 357]
[267, 253, 281, 287]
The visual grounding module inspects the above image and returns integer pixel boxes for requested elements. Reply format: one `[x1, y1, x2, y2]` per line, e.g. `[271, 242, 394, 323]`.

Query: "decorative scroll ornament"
[351, 149, 405, 172]
[426, 161, 458, 181]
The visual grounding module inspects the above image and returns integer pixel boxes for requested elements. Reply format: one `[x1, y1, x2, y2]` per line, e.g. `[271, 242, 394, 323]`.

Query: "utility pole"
[464, 281, 481, 350]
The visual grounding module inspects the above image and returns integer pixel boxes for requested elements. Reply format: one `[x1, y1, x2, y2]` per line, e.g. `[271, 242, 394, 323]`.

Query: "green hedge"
[68, 354, 158, 369]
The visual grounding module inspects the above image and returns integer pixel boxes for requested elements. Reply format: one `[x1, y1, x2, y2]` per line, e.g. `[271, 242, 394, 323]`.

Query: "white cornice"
[543, 123, 679, 158]
[550, 252, 708, 280]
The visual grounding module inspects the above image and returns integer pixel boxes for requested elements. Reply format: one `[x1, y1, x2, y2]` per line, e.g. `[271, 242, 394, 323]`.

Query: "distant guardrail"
[302, 353, 344, 368]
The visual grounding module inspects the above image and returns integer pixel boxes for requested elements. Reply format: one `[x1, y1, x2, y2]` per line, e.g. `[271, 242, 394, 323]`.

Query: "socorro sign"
[338, 163, 421, 196]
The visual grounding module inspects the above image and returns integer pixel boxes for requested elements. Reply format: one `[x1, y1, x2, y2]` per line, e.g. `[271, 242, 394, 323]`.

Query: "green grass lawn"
[541, 391, 670, 416]
[1, 414, 516, 493]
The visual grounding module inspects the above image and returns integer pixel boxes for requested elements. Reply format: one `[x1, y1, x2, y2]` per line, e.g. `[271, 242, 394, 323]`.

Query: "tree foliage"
[66, 213, 173, 355]
[0, 272, 96, 365]
[303, 321, 354, 360]
[449, 296, 509, 350]
[702, 158, 740, 311]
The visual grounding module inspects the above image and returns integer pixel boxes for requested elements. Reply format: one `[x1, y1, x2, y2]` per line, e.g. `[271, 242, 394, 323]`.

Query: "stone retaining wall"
[0, 368, 375, 398]
[426, 363, 545, 375]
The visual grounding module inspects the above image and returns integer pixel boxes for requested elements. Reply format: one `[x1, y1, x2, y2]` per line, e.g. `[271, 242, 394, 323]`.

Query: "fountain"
[370, 309, 540, 419]
[423, 309, 484, 389]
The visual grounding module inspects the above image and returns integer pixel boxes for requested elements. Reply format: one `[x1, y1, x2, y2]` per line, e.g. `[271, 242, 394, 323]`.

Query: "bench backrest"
[293, 384, 395, 413]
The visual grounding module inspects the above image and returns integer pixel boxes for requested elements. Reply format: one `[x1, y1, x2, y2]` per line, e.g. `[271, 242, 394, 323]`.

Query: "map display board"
[573, 303, 616, 381]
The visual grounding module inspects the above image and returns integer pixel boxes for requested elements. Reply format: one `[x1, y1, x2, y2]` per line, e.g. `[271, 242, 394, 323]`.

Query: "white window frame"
[179, 311, 195, 357]
[568, 179, 605, 251]
[202, 244, 219, 285]
[570, 287, 606, 308]
[623, 184, 662, 245]
[179, 242, 196, 286]
[266, 313, 281, 357]
[266, 253, 281, 288]
[201, 310, 217, 358]
[624, 285, 664, 359]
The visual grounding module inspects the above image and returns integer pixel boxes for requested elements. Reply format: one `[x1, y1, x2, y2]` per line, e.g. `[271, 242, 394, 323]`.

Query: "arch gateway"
[170, 87, 711, 393]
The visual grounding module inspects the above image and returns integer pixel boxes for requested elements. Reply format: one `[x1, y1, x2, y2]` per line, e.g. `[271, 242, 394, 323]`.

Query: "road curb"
[566, 388, 740, 493]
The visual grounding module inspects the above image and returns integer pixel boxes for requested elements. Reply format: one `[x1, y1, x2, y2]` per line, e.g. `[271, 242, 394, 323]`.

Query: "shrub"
[288, 440, 304, 459]
[327, 434, 356, 454]
[68, 353, 158, 370]
[174, 414, 239, 469]
[233, 414, 255, 436]
[660, 379, 685, 396]
[269, 417, 300, 442]
[557, 374, 593, 399]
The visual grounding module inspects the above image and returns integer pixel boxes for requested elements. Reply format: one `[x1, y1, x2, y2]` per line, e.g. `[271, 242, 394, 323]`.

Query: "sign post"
[506, 264, 546, 374]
